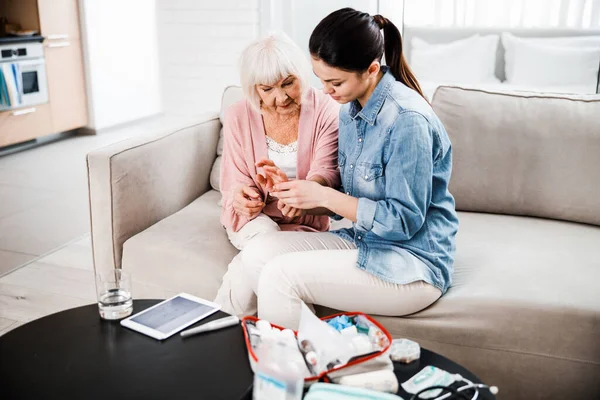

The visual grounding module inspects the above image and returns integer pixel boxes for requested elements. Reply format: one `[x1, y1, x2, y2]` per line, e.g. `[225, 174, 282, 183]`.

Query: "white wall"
[262, 0, 404, 87]
[157, 0, 259, 117]
[79, 0, 162, 131]
[403, 0, 600, 28]
[264, 0, 379, 87]
[155, 0, 403, 117]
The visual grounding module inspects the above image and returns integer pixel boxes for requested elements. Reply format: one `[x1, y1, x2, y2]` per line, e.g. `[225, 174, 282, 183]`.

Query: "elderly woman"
[214, 32, 340, 317]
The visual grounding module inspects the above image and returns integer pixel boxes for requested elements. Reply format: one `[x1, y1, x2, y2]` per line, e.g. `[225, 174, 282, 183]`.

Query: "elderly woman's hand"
[256, 159, 288, 191]
[233, 185, 265, 218]
[277, 199, 306, 219]
[257, 159, 306, 218]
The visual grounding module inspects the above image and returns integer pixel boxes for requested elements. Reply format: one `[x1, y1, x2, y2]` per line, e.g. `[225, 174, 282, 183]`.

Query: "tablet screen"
[130, 296, 217, 334]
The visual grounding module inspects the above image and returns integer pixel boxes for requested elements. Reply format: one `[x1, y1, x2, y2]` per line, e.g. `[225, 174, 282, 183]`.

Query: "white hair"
[239, 32, 311, 110]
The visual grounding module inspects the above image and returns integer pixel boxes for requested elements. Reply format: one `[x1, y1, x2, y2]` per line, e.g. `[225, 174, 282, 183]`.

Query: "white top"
[265, 136, 297, 179]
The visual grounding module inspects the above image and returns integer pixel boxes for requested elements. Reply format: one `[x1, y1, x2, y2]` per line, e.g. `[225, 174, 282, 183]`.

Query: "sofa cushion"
[432, 86, 600, 226]
[211, 86, 245, 192]
[220, 86, 244, 123]
[121, 190, 237, 300]
[217, 128, 224, 156]
[356, 211, 600, 399]
[210, 156, 222, 192]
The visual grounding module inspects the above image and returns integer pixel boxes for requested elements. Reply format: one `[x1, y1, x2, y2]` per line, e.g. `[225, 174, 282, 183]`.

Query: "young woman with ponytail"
[239, 8, 459, 329]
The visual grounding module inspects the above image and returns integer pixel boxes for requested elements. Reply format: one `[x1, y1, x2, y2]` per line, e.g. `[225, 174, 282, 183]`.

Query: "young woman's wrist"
[319, 186, 335, 209]
[321, 186, 346, 211]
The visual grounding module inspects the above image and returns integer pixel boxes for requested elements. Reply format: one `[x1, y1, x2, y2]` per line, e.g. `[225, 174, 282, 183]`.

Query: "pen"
[181, 316, 240, 338]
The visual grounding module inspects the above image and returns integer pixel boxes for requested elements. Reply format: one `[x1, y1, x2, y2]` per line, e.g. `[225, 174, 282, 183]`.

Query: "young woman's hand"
[271, 180, 328, 209]
[233, 185, 264, 218]
[256, 159, 288, 191]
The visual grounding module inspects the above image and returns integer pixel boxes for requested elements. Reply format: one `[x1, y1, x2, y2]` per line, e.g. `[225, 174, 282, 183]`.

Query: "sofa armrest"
[87, 114, 221, 274]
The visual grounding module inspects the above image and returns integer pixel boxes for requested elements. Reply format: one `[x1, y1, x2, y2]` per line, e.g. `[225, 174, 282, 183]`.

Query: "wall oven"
[0, 42, 48, 112]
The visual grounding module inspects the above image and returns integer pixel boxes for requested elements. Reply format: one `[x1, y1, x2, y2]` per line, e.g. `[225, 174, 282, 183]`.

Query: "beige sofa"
[87, 86, 600, 399]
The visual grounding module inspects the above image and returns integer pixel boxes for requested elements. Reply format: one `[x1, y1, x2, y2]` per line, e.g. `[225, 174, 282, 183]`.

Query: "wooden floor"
[0, 234, 95, 336]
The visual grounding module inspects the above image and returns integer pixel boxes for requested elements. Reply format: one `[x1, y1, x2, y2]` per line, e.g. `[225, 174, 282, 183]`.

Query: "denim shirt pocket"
[356, 162, 385, 199]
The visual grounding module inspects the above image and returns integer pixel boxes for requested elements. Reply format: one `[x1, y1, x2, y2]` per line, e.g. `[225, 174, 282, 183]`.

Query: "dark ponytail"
[309, 8, 426, 101]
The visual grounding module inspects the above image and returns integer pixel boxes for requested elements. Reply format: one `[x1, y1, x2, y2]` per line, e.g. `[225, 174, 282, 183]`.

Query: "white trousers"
[214, 214, 281, 316]
[214, 216, 442, 329]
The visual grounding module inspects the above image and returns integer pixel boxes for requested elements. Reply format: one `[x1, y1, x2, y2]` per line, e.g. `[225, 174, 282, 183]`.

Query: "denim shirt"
[331, 68, 459, 293]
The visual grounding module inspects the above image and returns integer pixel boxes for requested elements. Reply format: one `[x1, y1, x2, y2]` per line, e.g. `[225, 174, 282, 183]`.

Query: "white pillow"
[501, 33, 600, 91]
[409, 34, 500, 84]
[411, 35, 476, 49]
[502, 32, 600, 51]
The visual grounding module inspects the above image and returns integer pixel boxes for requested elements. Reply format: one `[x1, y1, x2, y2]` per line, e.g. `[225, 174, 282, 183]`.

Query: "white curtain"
[404, 0, 600, 28]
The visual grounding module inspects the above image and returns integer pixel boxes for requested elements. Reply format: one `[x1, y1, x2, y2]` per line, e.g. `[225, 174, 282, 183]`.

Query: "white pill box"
[390, 338, 421, 363]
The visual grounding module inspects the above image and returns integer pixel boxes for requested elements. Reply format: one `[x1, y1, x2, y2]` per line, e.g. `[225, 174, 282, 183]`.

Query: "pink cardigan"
[220, 87, 340, 233]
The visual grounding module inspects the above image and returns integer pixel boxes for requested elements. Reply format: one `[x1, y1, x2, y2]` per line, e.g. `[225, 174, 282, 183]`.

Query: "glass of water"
[95, 269, 133, 320]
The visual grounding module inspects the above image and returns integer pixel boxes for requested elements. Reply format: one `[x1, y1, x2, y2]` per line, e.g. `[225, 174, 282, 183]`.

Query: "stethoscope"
[409, 375, 499, 400]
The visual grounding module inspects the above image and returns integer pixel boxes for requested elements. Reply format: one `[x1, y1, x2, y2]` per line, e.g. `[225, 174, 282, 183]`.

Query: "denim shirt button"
[357, 235, 362, 240]
[350, 164, 354, 169]
[358, 138, 362, 142]
[346, 192, 350, 195]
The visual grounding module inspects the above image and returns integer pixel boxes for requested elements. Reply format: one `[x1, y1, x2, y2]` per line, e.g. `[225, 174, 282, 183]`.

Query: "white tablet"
[120, 293, 220, 340]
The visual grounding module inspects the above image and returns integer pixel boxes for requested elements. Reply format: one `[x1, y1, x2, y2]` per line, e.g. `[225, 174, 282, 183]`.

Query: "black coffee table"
[393, 349, 495, 399]
[0, 300, 254, 400]
[1, 300, 495, 400]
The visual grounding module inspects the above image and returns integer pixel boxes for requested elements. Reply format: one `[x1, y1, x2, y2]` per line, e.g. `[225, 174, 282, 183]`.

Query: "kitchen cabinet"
[0, 104, 53, 147]
[44, 38, 88, 132]
[37, 0, 80, 40]
[39, 0, 88, 133]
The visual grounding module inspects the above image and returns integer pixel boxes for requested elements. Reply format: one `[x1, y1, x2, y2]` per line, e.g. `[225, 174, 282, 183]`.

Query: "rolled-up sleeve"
[359, 112, 434, 241]
[356, 197, 377, 231]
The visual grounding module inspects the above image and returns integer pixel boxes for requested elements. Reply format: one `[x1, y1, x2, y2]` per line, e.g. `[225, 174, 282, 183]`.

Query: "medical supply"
[401, 366, 456, 399]
[390, 338, 420, 363]
[253, 339, 306, 400]
[299, 339, 315, 352]
[326, 358, 347, 371]
[298, 303, 355, 374]
[281, 328, 295, 340]
[340, 325, 358, 338]
[247, 323, 260, 336]
[305, 351, 319, 367]
[305, 383, 404, 400]
[337, 369, 399, 393]
[355, 315, 371, 334]
[327, 315, 354, 331]
[408, 374, 499, 400]
[368, 326, 390, 349]
[245, 320, 263, 347]
[256, 319, 272, 333]
[350, 334, 373, 355]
